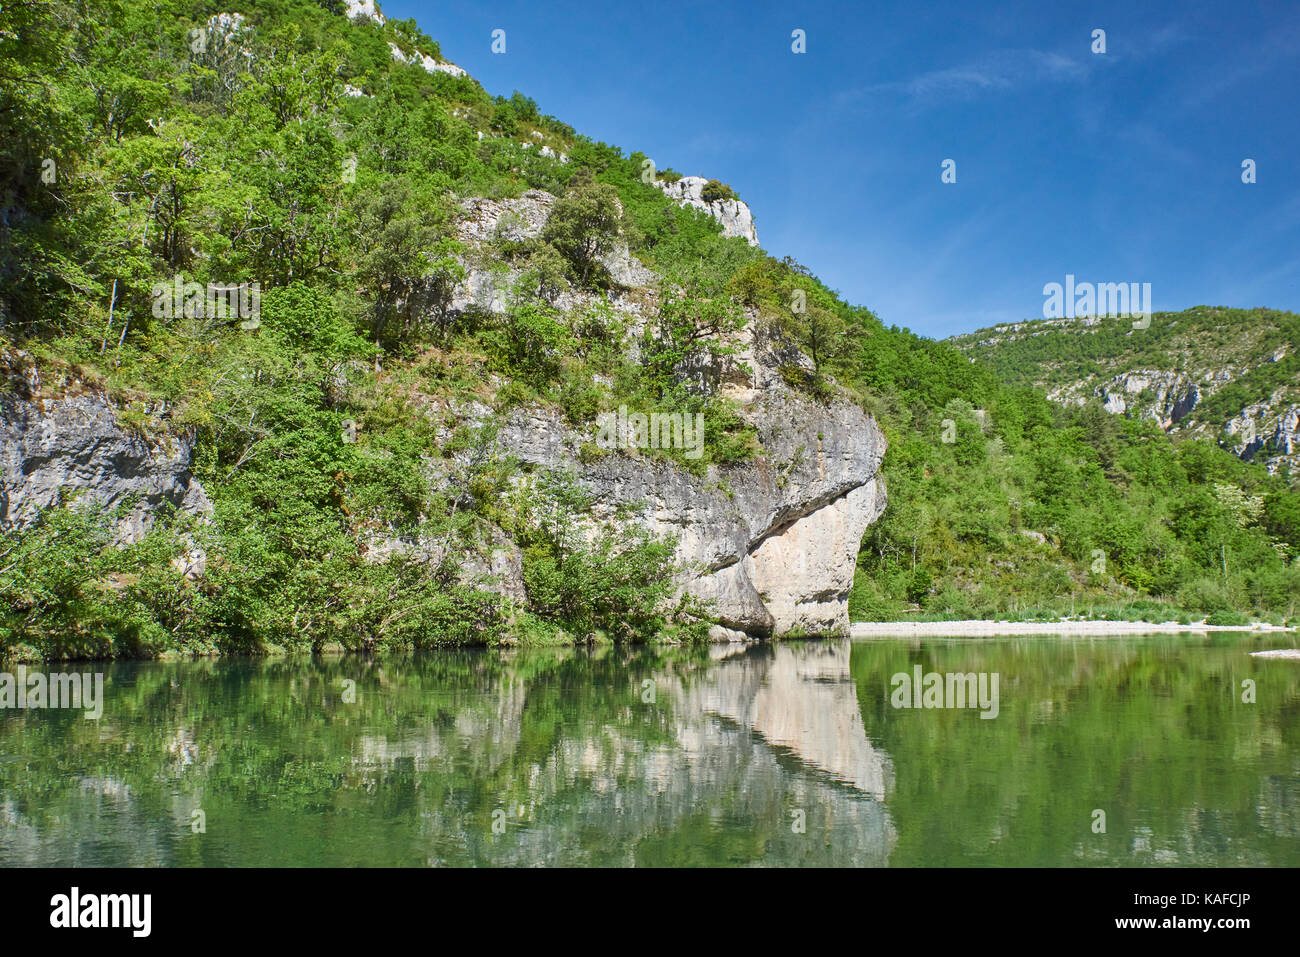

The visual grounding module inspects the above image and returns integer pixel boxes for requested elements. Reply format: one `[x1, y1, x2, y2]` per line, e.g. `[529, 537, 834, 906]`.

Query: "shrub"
[701, 179, 735, 204]
[1175, 577, 1237, 613]
[1205, 609, 1251, 626]
[905, 566, 933, 603]
[513, 470, 703, 640]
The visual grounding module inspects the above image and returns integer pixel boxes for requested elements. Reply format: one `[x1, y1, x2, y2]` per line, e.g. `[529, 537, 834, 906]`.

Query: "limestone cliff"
[1, 181, 883, 642]
[0, 350, 212, 544]
[652, 176, 759, 246]
[950, 307, 1300, 474]
[429, 187, 886, 638]
[483, 392, 885, 639]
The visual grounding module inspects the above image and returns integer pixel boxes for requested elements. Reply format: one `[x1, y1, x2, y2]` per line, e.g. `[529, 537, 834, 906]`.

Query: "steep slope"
[0, 0, 885, 657]
[0, 350, 212, 542]
[1, 0, 1297, 660]
[350, 187, 886, 639]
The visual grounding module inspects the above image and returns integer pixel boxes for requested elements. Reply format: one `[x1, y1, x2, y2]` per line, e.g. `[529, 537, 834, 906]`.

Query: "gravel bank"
[851, 620, 1295, 638]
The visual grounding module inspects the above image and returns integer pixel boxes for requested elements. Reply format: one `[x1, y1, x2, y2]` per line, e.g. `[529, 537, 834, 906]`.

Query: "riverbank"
[851, 619, 1297, 638]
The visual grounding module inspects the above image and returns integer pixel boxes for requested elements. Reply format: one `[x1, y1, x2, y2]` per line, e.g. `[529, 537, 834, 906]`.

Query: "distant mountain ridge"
[949, 306, 1300, 475]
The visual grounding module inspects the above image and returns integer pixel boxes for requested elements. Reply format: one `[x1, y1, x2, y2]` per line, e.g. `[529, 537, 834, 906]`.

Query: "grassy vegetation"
[1, 0, 1297, 659]
[950, 307, 1300, 395]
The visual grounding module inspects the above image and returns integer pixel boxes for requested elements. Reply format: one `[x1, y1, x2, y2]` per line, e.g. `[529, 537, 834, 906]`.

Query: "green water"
[1, 634, 1297, 866]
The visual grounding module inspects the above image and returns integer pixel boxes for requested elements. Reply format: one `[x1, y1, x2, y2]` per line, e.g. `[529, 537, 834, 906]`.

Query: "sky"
[381, 0, 1300, 339]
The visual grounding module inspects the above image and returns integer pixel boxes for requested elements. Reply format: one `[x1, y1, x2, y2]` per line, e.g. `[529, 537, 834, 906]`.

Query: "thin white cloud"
[837, 49, 1087, 108]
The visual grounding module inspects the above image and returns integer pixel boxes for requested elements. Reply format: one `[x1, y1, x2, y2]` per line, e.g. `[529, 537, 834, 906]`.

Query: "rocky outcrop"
[747, 480, 884, 635]
[438, 344, 885, 638]
[353, 2, 466, 77]
[388, 42, 467, 78]
[432, 188, 884, 637]
[205, 11, 246, 40]
[2, 178, 884, 640]
[345, 0, 385, 24]
[449, 189, 654, 319]
[1225, 395, 1300, 463]
[1048, 368, 1299, 473]
[1076, 370, 1202, 428]
[652, 176, 759, 246]
[957, 310, 1300, 474]
[0, 351, 212, 543]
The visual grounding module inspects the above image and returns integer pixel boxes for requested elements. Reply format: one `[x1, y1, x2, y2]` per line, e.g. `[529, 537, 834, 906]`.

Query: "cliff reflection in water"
[354, 640, 896, 867]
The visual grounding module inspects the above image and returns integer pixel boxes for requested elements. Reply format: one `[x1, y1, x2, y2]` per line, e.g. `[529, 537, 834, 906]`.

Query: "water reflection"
[848, 633, 1300, 866]
[681, 641, 893, 798]
[0, 641, 894, 866]
[1, 633, 1297, 866]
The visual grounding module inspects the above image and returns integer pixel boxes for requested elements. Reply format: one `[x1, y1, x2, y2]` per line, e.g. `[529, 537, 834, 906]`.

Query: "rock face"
[0, 352, 212, 543]
[491, 407, 884, 638]
[388, 41, 467, 78]
[652, 176, 759, 246]
[1067, 370, 1202, 428]
[434, 187, 885, 638]
[1049, 367, 1300, 473]
[747, 480, 884, 635]
[455, 348, 885, 638]
[351, 4, 467, 80]
[2, 178, 885, 640]
[449, 189, 655, 320]
[1225, 395, 1300, 462]
[345, 0, 385, 24]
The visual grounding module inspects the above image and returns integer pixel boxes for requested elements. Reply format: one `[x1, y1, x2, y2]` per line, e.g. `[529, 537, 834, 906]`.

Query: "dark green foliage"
[950, 306, 1300, 446]
[540, 177, 622, 288]
[511, 471, 705, 641]
[0, 501, 190, 660]
[701, 179, 735, 204]
[1262, 490, 1300, 554]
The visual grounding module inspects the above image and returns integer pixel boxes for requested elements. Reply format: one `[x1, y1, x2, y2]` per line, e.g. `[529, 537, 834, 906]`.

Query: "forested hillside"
[1, 0, 1297, 660]
[950, 307, 1300, 474]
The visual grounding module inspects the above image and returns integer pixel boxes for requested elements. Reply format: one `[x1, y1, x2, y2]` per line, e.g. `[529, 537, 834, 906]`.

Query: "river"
[1, 634, 1297, 866]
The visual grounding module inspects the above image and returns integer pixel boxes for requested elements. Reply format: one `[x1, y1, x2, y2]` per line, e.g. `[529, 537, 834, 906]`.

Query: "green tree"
[541, 178, 622, 287]
[347, 176, 444, 347]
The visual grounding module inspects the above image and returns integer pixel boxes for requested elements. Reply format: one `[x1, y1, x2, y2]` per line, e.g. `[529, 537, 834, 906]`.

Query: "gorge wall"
[1, 184, 884, 640]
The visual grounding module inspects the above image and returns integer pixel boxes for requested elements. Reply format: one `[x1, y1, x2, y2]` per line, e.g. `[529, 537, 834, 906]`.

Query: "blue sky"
[382, 0, 1300, 339]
